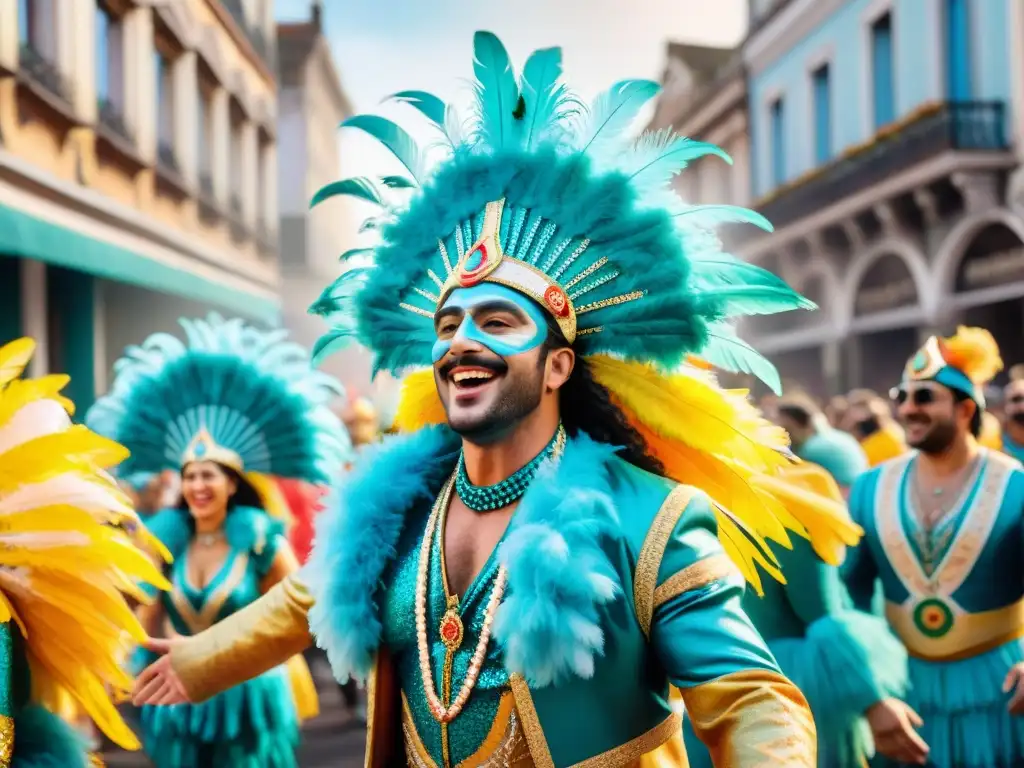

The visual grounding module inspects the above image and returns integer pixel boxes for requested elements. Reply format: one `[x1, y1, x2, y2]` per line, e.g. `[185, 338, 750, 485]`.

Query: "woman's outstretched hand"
[131, 638, 192, 706]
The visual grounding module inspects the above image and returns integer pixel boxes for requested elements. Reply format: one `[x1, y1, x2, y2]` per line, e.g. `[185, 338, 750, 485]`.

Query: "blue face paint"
[431, 284, 548, 364]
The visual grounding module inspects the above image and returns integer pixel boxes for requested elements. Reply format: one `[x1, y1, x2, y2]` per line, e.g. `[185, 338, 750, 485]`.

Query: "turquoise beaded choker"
[456, 425, 565, 512]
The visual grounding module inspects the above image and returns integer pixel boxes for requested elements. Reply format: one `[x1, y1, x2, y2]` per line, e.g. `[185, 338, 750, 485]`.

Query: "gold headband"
[181, 428, 245, 474]
[438, 199, 578, 344]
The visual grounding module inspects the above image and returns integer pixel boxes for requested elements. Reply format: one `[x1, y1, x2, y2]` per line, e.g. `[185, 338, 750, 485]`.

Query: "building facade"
[0, 0, 280, 410]
[740, 0, 1022, 397]
[275, 3, 365, 393]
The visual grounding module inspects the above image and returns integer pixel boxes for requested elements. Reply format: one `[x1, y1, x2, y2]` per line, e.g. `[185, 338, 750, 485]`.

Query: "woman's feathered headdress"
[308, 31, 853, 593]
[86, 314, 353, 520]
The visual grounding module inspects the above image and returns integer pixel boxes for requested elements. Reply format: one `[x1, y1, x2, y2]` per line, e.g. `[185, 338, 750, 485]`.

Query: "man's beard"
[906, 416, 958, 454]
[439, 354, 545, 444]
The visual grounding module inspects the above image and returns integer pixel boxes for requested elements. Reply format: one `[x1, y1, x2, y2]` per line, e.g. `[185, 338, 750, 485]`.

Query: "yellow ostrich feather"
[395, 369, 447, 431]
[0, 338, 170, 751]
[941, 326, 1003, 384]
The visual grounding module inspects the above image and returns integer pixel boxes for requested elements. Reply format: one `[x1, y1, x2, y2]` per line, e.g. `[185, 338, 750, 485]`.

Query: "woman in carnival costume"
[130, 32, 876, 765]
[86, 314, 352, 768]
[0, 338, 170, 767]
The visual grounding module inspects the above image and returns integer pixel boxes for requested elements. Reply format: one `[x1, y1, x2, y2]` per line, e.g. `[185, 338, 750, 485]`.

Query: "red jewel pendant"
[439, 608, 464, 650]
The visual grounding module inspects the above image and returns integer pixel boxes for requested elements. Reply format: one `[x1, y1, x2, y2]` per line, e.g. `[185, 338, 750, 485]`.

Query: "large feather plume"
[940, 326, 1004, 384]
[0, 338, 171, 750]
[308, 30, 811, 389]
[86, 313, 353, 486]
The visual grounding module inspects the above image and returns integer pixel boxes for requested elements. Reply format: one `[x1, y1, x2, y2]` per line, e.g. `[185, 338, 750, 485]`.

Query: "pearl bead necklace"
[415, 474, 508, 725]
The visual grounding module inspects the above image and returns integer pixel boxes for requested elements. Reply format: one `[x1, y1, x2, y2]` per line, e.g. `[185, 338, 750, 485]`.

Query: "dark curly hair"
[539, 318, 664, 476]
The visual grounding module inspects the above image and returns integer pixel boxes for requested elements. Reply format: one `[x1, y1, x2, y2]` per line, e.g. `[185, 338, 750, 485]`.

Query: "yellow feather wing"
[0, 338, 36, 390]
[0, 342, 169, 750]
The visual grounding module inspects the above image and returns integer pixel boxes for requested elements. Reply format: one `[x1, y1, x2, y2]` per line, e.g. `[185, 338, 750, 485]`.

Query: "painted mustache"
[438, 354, 508, 381]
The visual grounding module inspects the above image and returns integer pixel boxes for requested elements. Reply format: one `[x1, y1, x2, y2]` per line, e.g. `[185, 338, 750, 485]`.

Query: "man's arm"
[637, 488, 816, 767]
[169, 573, 314, 702]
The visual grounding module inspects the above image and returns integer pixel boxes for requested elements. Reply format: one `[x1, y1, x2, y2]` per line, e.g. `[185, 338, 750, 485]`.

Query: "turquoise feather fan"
[86, 313, 353, 484]
[309, 31, 812, 389]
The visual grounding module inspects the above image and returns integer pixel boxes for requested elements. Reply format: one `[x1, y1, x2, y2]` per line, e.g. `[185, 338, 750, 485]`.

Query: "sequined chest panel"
[874, 452, 1020, 659]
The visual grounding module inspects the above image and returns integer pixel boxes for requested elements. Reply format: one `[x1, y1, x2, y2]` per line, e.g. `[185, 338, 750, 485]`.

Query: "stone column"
[261, 140, 278, 240]
[68, 0, 96, 122]
[241, 121, 258, 225]
[212, 87, 230, 203]
[173, 50, 198, 186]
[0, 0, 18, 72]
[20, 260, 47, 378]
[124, 4, 156, 162]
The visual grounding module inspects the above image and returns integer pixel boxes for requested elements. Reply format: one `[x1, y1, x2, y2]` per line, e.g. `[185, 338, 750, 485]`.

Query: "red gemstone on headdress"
[544, 285, 570, 318]
[458, 243, 490, 287]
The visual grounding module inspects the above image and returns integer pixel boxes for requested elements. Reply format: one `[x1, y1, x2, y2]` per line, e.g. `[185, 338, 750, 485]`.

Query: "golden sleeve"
[170, 574, 314, 702]
[639, 490, 817, 765]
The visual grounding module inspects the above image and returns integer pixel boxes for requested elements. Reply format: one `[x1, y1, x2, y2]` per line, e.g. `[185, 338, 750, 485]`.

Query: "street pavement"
[101, 656, 366, 768]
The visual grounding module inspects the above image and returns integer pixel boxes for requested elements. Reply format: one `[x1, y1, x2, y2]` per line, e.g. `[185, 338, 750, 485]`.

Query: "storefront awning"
[0, 203, 280, 324]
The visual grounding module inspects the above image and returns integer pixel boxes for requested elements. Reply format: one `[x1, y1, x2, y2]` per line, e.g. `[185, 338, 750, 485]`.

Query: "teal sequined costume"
[87, 314, 352, 768]
[136, 507, 298, 768]
[844, 331, 1024, 768]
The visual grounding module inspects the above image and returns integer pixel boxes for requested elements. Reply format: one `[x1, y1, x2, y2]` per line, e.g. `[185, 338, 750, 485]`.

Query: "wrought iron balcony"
[18, 42, 72, 105]
[756, 101, 1010, 231]
[97, 97, 133, 145]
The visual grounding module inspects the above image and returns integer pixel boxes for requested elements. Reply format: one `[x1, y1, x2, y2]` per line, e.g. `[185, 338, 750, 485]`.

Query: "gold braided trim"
[509, 674, 555, 768]
[0, 714, 10, 767]
[653, 553, 739, 611]
[570, 713, 682, 768]
[633, 485, 699, 638]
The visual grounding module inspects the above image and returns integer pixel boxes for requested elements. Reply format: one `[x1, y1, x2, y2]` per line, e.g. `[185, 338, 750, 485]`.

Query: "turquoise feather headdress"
[309, 31, 813, 393]
[87, 314, 353, 506]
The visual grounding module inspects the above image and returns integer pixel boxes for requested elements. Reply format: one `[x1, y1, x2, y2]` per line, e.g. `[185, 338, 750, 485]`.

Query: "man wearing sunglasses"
[843, 327, 1024, 768]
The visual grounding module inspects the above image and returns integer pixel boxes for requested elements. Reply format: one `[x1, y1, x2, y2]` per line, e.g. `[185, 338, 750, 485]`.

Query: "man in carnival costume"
[131, 32, 867, 766]
[0, 338, 170, 767]
[844, 327, 1024, 768]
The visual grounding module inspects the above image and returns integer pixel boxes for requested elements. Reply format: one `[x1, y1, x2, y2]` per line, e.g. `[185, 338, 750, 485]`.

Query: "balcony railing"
[756, 101, 1010, 232]
[18, 42, 72, 106]
[221, 0, 276, 71]
[97, 97, 133, 145]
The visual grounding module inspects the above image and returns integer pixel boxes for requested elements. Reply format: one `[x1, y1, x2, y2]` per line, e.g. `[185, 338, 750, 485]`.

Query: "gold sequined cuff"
[171, 575, 314, 702]
[682, 669, 817, 766]
[0, 714, 11, 767]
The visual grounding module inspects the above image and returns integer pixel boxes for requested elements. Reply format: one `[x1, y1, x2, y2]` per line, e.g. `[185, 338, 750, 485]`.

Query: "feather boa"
[305, 425, 626, 688]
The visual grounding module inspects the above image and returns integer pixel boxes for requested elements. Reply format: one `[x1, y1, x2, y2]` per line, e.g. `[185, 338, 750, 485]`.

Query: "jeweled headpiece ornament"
[87, 313, 354, 519]
[181, 427, 244, 474]
[306, 33, 867, 595]
[903, 326, 1003, 408]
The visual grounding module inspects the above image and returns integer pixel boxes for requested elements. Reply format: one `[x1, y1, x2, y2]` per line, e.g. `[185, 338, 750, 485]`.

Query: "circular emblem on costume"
[438, 609, 464, 650]
[913, 598, 954, 638]
[544, 285, 570, 318]
[457, 241, 501, 287]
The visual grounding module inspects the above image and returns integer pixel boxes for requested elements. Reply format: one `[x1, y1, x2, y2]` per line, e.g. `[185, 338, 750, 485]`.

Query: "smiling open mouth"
[450, 368, 500, 391]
